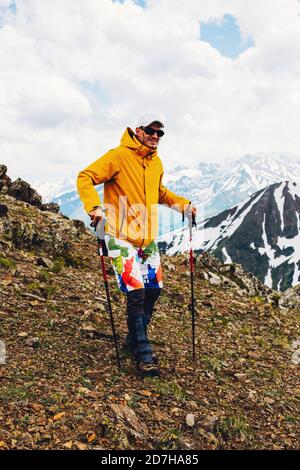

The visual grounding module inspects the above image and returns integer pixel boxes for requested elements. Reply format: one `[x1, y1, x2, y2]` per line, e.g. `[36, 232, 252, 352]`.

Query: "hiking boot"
[122, 338, 134, 355]
[122, 336, 158, 363]
[136, 361, 160, 378]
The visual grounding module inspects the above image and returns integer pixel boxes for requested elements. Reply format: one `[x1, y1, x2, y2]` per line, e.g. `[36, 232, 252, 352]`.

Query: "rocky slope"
[0, 167, 299, 450]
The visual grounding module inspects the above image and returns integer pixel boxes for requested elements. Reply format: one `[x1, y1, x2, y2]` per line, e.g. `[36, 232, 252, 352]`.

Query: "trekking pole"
[188, 210, 197, 361]
[94, 211, 121, 369]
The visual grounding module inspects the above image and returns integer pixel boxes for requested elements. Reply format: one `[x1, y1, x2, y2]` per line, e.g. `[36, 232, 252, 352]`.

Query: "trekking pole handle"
[184, 203, 197, 229]
[94, 208, 108, 240]
[192, 211, 197, 229]
[188, 211, 197, 232]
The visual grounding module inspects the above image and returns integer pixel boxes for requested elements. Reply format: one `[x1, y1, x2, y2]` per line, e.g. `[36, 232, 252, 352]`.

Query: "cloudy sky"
[0, 0, 300, 184]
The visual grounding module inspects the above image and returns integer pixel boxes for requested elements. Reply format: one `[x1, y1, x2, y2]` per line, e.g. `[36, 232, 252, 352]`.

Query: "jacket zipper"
[140, 159, 146, 249]
[140, 151, 155, 248]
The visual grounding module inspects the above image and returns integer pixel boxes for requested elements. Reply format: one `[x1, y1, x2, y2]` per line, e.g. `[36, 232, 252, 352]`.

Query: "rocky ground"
[0, 168, 299, 450]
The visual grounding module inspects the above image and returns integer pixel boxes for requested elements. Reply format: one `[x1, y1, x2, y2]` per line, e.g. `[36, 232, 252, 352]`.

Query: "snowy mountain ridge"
[158, 180, 300, 291]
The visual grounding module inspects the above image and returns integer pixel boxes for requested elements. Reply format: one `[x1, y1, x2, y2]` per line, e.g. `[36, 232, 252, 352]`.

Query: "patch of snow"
[222, 247, 232, 264]
[273, 182, 286, 233]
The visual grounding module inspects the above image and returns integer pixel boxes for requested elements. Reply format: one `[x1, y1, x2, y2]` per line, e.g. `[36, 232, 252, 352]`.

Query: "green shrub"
[0, 385, 34, 402]
[50, 258, 65, 273]
[0, 257, 16, 269]
[38, 269, 51, 283]
[216, 415, 247, 440]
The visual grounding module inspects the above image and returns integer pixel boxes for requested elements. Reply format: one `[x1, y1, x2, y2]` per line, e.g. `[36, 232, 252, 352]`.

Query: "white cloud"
[0, 0, 300, 184]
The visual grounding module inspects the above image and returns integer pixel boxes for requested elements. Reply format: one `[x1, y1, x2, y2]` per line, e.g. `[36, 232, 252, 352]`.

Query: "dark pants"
[126, 288, 161, 363]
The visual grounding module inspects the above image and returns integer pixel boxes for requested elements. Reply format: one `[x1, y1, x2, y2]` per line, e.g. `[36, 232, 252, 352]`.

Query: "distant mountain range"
[163, 153, 300, 219]
[33, 153, 300, 235]
[158, 181, 300, 291]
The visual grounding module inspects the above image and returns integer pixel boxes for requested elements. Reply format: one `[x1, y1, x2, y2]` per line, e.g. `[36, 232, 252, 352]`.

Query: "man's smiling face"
[135, 123, 164, 150]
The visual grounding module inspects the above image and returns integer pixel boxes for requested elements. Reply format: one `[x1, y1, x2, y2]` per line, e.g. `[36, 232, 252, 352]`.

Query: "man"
[77, 113, 196, 378]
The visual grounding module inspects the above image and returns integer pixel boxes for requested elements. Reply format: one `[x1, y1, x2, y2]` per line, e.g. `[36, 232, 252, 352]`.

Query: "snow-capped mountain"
[33, 176, 77, 203]
[164, 153, 300, 219]
[33, 153, 300, 236]
[158, 181, 300, 291]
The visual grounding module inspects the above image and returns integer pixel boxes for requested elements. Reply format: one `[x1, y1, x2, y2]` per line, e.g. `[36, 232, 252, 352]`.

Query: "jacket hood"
[120, 127, 157, 158]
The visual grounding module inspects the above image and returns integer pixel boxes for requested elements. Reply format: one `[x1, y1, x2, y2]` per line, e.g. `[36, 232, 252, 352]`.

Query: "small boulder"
[40, 202, 60, 213]
[8, 178, 42, 208]
[36, 257, 52, 268]
[25, 337, 40, 348]
[199, 415, 218, 432]
[185, 413, 195, 427]
[0, 204, 9, 218]
[209, 272, 222, 286]
[0, 165, 12, 194]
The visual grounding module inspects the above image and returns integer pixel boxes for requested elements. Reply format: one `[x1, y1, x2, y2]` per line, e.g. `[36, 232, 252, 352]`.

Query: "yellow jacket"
[77, 127, 190, 248]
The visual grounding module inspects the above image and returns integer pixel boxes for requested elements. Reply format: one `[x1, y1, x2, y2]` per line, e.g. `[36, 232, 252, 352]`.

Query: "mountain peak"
[159, 180, 300, 291]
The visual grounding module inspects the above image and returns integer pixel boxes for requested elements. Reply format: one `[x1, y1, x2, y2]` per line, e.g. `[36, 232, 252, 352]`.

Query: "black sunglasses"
[141, 126, 165, 137]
